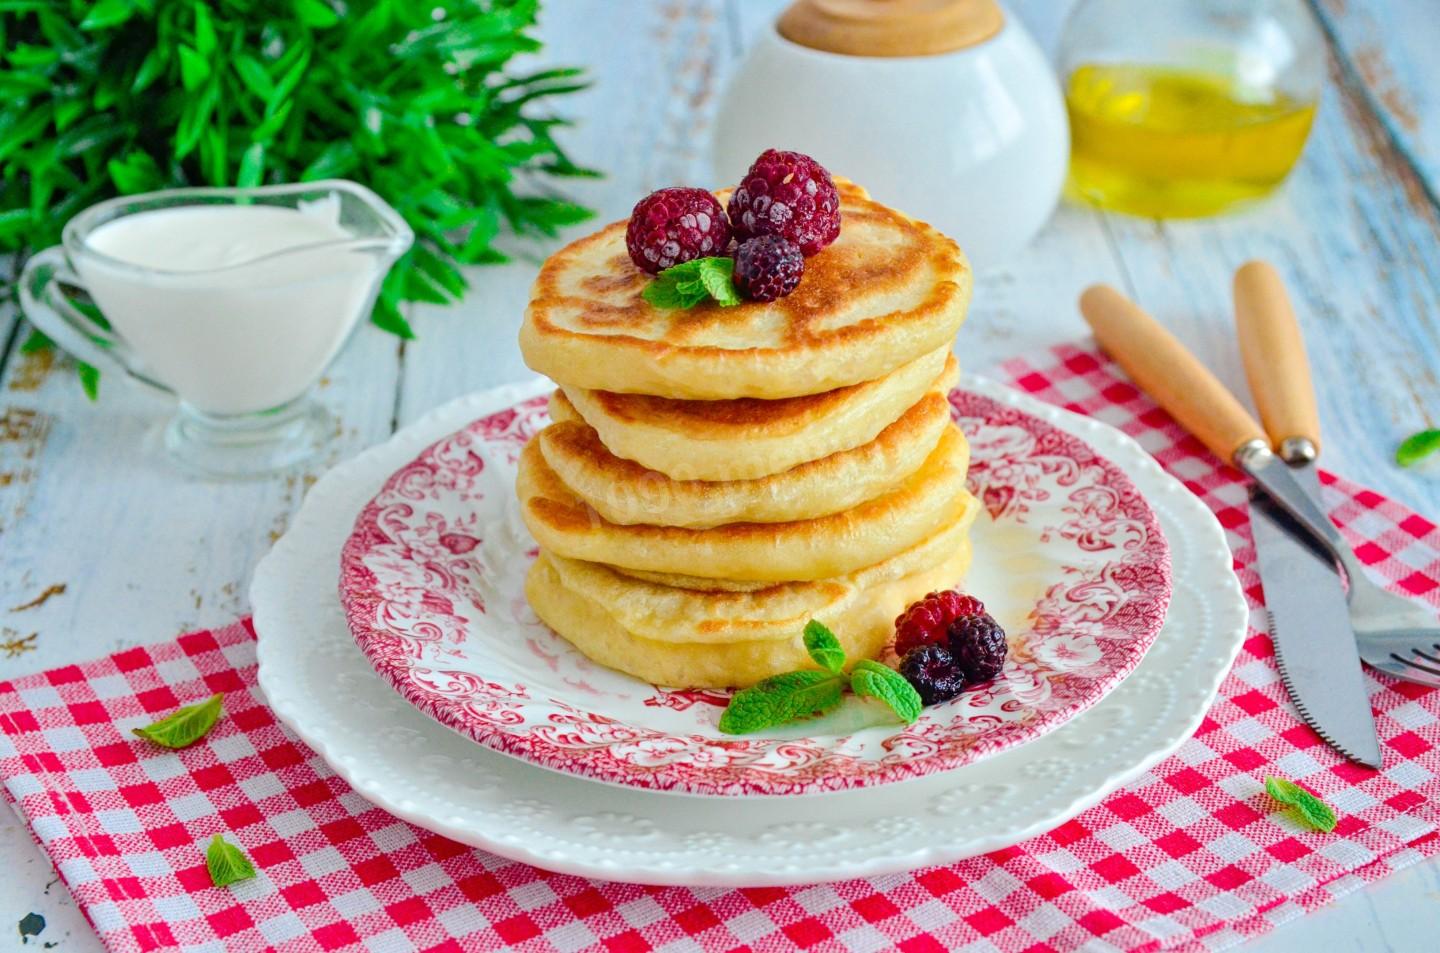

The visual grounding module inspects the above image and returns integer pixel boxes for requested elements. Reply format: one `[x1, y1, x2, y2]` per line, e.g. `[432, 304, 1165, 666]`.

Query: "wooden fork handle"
[1233, 260, 1321, 461]
[1079, 284, 1266, 464]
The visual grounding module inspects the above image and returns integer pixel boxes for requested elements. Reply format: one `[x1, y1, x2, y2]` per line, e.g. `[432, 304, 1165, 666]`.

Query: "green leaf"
[1396, 429, 1440, 468]
[107, 152, 162, 194]
[177, 44, 211, 90]
[131, 48, 167, 94]
[642, 257, 740, 311]
[76, 362, 100, 401]
[232, 55, 274, 100]
[371, 296, 415, 340]
[236, 142, 265, 187]
[205, 835, 256, 888]
[132, 693, 223, 749]
[296, 0, 339, 29]
[0, 209, 31, 242]
[193, 2, 218, 57]
[802, 620, 846, 674]
[850, 660, 923, 724]
[1265, 776, 1338, 833]
[20, 330, 53, 354]
[718, 670, 845, 735]
[80, 0, 134, 30]
[698, 256, 740, 307]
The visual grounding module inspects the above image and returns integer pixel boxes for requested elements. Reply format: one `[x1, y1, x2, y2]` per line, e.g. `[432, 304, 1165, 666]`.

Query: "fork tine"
[1390, 653, 1440, 678]
[1413, 647, 1440, 666]
[1368, 656, 1440, 687]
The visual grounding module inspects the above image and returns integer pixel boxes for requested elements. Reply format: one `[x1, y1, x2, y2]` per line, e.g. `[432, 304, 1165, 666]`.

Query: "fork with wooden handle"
[1080, 282, 1440, 688]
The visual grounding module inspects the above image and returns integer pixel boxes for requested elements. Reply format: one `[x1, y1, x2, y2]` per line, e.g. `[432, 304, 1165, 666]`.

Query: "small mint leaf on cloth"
[850, 659, 923, 724]
[205, 835, 256, 888]
[1265, 776, 1338, 833]
[803, 620, 846, 673]
[132, 693, 224, 749]
[718, 670, 845, 735]
[1396, 429, 1440, 467]
[642, 257, 740, 310]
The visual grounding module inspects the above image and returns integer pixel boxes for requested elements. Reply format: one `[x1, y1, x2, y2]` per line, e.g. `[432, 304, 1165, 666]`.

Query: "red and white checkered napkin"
[3, 344, 1439, 953]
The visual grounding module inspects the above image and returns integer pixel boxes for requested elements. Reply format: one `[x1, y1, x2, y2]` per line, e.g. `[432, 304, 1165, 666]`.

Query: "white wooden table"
[3, 1, 1438, 949]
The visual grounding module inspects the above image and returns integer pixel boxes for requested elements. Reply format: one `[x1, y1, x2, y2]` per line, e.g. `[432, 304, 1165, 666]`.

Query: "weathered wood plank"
[1311, 0, 1440, 204]
[0, 322, 401, 681]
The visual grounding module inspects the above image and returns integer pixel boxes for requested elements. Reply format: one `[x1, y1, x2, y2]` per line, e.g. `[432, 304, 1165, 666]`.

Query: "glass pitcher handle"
[17, 246, 170, 393]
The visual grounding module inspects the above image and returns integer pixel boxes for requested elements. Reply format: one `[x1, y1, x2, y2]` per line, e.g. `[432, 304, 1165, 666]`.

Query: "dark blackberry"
[948, 613, 1008, 683]
[733, 235, 804, 301]
[898, 644, 968, 706]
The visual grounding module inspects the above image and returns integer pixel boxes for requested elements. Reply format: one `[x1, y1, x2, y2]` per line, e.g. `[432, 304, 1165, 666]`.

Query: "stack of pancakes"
[517, 181, 979, 689]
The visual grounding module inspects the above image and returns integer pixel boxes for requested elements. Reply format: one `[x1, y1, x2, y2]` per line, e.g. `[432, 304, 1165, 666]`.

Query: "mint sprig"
[132, 693, 223, 749]
[1265, 776, 1338, 833]
[803, 620, 846, 674]
[205, 834, 257, 888]
[718, 620, 923, 734]
[850, 660, 922, 724]
[1396, 429, 1440, 467]
[642, 257, 741, 310]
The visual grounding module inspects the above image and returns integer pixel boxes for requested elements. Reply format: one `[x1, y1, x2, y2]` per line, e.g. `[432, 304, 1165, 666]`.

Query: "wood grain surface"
[1, 1, 1437, 950]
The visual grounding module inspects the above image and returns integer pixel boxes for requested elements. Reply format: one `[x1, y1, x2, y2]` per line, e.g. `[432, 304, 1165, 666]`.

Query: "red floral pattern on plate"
[339, 389, 1173, 796]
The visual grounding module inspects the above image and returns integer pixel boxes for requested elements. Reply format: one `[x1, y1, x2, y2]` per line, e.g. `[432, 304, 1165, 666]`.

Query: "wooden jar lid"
[777, 0, 1004, 57]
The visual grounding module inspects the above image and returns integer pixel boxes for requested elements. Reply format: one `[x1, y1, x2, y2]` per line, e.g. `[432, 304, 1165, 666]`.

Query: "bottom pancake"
[525, 536, 974, 690]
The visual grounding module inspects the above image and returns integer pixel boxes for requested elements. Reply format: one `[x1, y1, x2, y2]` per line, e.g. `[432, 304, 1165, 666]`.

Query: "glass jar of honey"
[1057, 0, 1324, 218]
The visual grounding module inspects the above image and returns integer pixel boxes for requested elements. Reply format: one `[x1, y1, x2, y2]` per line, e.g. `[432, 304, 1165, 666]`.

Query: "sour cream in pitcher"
[78, 199, 376, 415]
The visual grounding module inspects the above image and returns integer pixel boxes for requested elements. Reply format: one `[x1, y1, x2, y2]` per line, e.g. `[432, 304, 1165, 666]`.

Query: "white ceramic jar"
[714, 2, 1068, 269]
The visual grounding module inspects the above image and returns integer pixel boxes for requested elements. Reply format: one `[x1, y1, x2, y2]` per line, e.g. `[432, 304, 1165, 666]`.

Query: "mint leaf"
[205, 835, 257, 887]
[698, 257, 740, 306]
[718, 670, 845, 735]
[642, 257, 740, 311]
[803, 620, 846, 674]
[1397, 429, 1440, 467]
[1265, 776, 1338, 833]
[850, 660, 923, 724]
[132, 693, 224, 749]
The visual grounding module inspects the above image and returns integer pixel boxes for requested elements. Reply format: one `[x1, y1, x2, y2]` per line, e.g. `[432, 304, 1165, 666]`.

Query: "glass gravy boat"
[19, 180, 412, 478]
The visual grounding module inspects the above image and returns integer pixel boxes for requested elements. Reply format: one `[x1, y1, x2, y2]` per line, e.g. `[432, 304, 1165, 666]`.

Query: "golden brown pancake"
[519, 180, 972, 400]
[538, 389, 963, 529]
[526, 538, 973, 688]
[556, 350, 957, 481]
[516, 425, 974, 582]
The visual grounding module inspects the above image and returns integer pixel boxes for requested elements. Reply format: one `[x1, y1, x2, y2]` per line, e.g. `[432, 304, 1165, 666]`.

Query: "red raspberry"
[625, 187, 731, 274]
[728, 150, 841, 256]
[733, 235, 804, 302]
[894, 590, 986, 657]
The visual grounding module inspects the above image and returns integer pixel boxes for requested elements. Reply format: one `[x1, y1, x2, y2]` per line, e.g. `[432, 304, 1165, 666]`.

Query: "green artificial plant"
[0, 0, 595, 359]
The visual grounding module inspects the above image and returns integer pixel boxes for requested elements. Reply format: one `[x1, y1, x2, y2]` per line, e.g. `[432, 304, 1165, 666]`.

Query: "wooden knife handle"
[1079, 284, 1265, 464]
[1233, 260, 1321, 458]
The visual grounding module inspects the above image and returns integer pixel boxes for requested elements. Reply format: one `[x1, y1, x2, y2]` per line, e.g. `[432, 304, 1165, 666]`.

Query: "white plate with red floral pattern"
[253, 375, 1245, 884]
[335, 378, 1173, 796]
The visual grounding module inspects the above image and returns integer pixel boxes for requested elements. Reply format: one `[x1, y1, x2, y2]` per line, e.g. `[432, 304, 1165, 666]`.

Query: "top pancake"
[519, 180, 972, 400]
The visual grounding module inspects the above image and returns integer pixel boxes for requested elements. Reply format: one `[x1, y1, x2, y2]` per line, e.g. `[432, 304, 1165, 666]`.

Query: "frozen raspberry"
[625, 187, 731, 274]
[899, 644, 968, 706]
[894, 590, 986, 657]
[733, 235, 804, 301]
[949, 613, 1008, 683]
[728, 150, 841, 255]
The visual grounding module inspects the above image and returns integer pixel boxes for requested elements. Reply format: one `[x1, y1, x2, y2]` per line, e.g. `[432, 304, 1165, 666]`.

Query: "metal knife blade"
[1250, 479, 1382, 768]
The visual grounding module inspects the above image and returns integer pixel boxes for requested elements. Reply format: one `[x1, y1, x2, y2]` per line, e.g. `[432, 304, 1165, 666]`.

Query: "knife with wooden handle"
[1232, 260, 1380, 768]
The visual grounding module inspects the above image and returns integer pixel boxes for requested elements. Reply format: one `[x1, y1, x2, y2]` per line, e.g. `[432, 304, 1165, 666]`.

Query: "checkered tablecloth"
[2, 344, 1438, 953]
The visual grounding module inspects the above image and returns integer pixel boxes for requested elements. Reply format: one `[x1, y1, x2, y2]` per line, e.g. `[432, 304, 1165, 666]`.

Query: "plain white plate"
[251, 375, 1247, 887]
